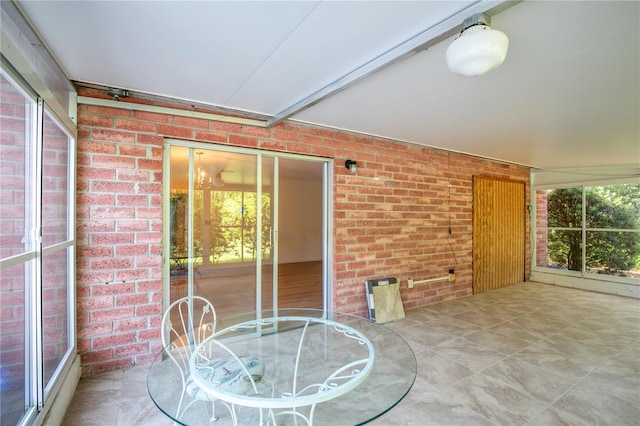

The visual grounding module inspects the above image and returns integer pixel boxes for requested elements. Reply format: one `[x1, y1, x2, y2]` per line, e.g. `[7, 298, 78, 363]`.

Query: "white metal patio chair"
[161, 296, 268, 424]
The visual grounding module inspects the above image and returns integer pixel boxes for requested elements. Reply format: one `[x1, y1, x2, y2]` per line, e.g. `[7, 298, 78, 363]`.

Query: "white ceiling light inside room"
[211, 171, 225, 188]
[446, 12, 509, 77]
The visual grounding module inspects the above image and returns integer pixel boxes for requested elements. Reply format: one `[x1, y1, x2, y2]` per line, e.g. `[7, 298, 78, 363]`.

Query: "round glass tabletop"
[148, 309, 416, 425]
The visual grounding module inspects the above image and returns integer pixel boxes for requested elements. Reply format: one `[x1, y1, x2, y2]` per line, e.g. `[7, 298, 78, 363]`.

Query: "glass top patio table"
[148, 309, 416, 425]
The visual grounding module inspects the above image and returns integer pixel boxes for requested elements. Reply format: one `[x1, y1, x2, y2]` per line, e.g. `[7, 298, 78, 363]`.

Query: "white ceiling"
[17, 0, 640, 171]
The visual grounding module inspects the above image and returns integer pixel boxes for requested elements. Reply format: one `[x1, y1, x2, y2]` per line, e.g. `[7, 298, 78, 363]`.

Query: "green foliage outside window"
[207, 190, 271, 264]
[169, 189, 272, 266]
[546, 184, 640, 276]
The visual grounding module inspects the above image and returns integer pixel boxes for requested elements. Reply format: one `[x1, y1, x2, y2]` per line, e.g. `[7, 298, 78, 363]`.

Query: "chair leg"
[176, 399, 200, 425]
[175, 392, 186, 421]
[229, 404, 238, 426]
[206, 400, 240, 425]
[209, 400, 218, 423]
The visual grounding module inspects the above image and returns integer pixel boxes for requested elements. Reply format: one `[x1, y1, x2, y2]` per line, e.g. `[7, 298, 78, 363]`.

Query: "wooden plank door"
[473, 176, 525, 294]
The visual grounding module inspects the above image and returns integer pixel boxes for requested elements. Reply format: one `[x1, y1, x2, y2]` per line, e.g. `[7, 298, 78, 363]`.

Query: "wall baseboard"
[531, 271, 640, 299]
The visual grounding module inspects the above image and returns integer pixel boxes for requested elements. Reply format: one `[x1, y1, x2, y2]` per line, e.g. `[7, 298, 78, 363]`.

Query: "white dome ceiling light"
[446, 12, 509, 77]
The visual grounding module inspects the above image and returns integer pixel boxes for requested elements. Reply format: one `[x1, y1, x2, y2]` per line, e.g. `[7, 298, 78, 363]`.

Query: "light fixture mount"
[461, 12, 491, 30]
[107, 87, 129, 100]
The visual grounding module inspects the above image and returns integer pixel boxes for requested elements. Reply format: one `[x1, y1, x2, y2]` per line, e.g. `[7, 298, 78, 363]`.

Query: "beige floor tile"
[443, 372, 548, 425]
[481, 357, 575, 403]
[61, 282, 640, 426]
[430, 337, 506, 372]
[553, 381, 640, 425]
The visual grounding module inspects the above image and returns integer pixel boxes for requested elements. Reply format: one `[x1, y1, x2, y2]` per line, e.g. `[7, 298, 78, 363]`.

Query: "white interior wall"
[278, 177, 323, 263]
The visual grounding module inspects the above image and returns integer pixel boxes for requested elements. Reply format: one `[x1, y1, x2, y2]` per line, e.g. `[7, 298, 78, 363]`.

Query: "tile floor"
[61, 282, 640, 425]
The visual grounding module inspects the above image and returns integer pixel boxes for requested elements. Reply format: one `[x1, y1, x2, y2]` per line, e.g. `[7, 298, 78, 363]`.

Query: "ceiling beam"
[266, 0, 518, 127]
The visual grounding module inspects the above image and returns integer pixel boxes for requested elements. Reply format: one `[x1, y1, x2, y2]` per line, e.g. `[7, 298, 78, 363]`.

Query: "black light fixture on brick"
[345, 159, 358, 174]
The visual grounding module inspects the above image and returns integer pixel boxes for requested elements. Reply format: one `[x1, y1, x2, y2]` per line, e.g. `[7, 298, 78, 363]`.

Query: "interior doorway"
[163, 141, 328, 317]
[472, 176, 526, 294]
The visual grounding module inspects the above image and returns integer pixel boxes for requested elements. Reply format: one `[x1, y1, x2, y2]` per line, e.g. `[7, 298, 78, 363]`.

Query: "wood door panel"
[473, 177, 525, 294]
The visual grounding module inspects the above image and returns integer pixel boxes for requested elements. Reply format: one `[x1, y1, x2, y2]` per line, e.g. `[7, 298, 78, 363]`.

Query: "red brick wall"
[76, 93, 165, 375]
[75, 88, 530, 375]
[535, 190, 549, 267]
[336, 148, 531, 312]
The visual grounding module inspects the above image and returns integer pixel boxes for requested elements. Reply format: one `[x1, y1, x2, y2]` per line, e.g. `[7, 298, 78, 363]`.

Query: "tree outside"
[208, 190, 271, 264]
[169, 189, 272, 266]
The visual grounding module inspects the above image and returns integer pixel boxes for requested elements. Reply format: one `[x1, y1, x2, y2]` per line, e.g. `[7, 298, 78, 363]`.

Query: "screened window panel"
[0, 263, 30, 425]
[42, 248, 70, 387]
[0, 71, 35, 426]
[1, 68, 76, 426]
[0, 72, 33, 257]
[535, 184, 639, 280]
[42, 110, 71, 247]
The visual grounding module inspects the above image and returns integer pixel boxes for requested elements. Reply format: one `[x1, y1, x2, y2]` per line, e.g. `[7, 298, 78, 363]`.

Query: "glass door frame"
[162, 139, 332, 318]
[0, 63, 77, 426]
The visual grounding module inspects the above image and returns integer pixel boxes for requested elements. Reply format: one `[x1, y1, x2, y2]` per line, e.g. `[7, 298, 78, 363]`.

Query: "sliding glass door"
[269, 157, 324, 310]
[164, 142, 326, 317]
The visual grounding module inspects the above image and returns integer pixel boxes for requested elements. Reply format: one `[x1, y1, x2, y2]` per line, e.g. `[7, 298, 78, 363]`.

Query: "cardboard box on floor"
[365, 277, 405, 323]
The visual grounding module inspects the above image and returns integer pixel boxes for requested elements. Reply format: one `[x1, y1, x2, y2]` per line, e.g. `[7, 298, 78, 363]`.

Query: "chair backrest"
[161, 296, 217, 375]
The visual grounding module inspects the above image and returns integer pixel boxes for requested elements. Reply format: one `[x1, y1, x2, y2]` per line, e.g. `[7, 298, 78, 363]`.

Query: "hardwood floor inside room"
[170, 261, 323, 317]
[274, 261, 324, 309]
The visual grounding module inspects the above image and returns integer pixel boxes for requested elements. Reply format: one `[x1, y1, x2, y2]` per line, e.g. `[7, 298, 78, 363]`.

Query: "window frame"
[532, 180, 640, 286]
[0, 61, 77, 426]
